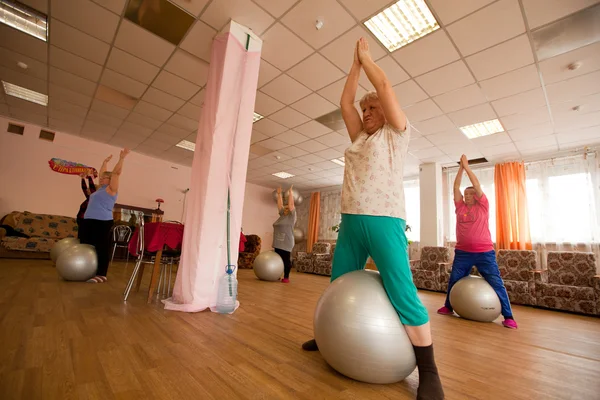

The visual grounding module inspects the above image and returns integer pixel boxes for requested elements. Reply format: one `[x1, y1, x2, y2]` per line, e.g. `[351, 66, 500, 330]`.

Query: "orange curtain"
[306, 192, 321, 253]
[494, 161, 532, 250]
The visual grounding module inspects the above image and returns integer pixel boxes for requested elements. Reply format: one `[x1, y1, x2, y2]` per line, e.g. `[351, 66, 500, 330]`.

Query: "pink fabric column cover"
[163, 30, 261, 313]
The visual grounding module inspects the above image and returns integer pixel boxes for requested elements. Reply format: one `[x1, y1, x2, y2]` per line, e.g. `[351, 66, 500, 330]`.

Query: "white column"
[419, 163, 444, 247]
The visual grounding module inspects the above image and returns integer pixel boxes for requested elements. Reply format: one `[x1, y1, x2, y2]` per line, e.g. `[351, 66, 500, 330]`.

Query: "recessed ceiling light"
[0, 0, 48, 42]
[330, 157, 345, 166]
[272, 171, 294, 179]
[253, 112, 264, 123]
[364, 0, 439, 52]
[176, 139, 195, 151]
[2, 81, 47, 106]
[459, 119, 504, 139]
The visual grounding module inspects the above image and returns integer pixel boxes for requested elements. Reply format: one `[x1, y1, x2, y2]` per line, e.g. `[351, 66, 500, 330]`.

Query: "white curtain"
[404, 178, 420, 243]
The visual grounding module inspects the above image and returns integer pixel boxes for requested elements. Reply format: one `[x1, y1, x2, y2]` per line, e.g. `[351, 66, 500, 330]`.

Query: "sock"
[413, 345, 444, 400]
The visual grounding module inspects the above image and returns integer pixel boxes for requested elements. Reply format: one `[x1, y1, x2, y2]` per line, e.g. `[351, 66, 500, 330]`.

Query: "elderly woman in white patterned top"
[300, 38, 444, 400]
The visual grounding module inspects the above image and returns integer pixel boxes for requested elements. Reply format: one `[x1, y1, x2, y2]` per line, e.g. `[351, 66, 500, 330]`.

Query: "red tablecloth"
[128, 222, 184, 256]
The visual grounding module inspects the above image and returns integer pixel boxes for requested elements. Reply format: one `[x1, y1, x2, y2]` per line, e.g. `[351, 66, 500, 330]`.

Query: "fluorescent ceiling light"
[176, 139, 195, 151]
[2, 81, 47, 106]
[272, 171, 294, 179]
[331, 157, 345, 166]
[253, 112, 264, 123]
[459, 119, 505, 139]
[364, 0, 439, 52]
[0, 0, 47, 42]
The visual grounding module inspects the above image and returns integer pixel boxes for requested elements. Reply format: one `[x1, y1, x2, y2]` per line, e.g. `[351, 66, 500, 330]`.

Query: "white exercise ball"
[50, 237, 80, 263]
[56, 244, 98, 281]
[314, 269, 416, 384]
[273, 187, 303, 205]
[253, 251, 284, 281]
[293, 227, 305, 242]
[449, 275, 501, 322]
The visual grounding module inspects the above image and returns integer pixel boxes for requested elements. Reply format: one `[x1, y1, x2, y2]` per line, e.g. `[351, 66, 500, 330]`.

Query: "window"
[404, 179, 420, 242]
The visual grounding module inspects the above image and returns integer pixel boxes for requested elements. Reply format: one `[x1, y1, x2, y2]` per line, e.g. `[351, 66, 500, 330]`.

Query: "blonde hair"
[102, 171, 112, 179]
[359, 91, 379, 109]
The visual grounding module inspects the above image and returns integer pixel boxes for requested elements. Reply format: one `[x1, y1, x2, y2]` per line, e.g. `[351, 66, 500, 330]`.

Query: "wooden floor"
[0, 259, 599, 400]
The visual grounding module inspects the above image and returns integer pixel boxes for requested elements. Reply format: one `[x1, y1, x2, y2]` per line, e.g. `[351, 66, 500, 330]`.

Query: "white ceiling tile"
[471, 131, 512, 147]
[94, 84, 137, 110]
[169, 0, 210, 16]
[261, 23, 314, 71]
[87, 110, 123, 128]
[148, 131, 181, 146]
[48, 118, 83, 134]
[179, 20, 216, 63]
[466, 35, 535, 81]
[556, 125, 600, 145]
[6, 96, 47, 115]
[259, 137, 289, 151]
[49, 46, 102, 82]
[519, 144, 558, 156]
[293, 120, 333, 138]
[297, 153, 327, 164]
[156, 123, 190, 140]
[189, 89, 205, 107]
[49, 99, 88, 119]
[438, 142, 483, 158]
[434, 84, 487, 113]
[261, 74, 312, 105]
[81, 131, 112, 144]
[126, 112, 163, 130]
[0, 25, 47, 63]
[91, 0, 127, 15]
[0, 47, 47, 81]
[250, 143, 274, 156]
[412, 146, 445, 159]
[284, 158, 309, 168]
[447, 0, 525, 56]
[392, 30, 460, 77]
[318, 78, 367, 105]
[100, 69, 147, 99]
[142, 88, 186, 112]
[269, 107, 311, 128]
[52, 0, 119, 43]
[428, 0, 495, 25]
[132, 102, 172, 124]
[253, 118, 288, 136]
[507, 121, 554, 141]
[554, 110, 600, 131]
[393, 80, 429, 107]
[491, 88, 547, 117]
[201, 0, 275, 35]
[514, 135, 557, 151]
[106, 48, 159, 85]
[282, 0, 356, 49]
[522, 0, 598, 29]
[315, 132, 350, 148]
[274, 130, 310, 145]
[139, 138, 173, 151]
[320, 25, 387, 74]
[480, 142, 519, 157]
[90, 99, 130, 120]
[49, 67, 97, 97]
[167, 114, 199, 132]
[551, 93, 600, 117]
[408, 137, 434, 151]
[290, 93, 337, 119]
[404, 100, 444, 122]
[448, 103, 498, 127]
[500, 106, 551, 130]
[314, 147, 344, 161]
[412, 115, 456, 136]
[254, 91, 285, 117]
[279, 146, 309, 158]
[415, 61, 475, 97]
[50, 84, 93, 108]
[479, 64, 541, 101]
[257, 59, 281, 88]
[359, 57, 409, 90]
[545, 71, 600, 104]
[178, 102, 202, 120]
[164, 50, 209, 87]
[337, 0, 394, 20]
[81, 119, 117, 137]
[251, 130, 269, 144]
[253, 0, 296, 17]
[540, 41, 600, 84]
[426, 129, 469, 146]
[115, 20, 176, 67]
[51, 19, 110, 65]
[152, 70, 201, 101]
[288, 53, 345, 91]
[8, 107, 47, 126]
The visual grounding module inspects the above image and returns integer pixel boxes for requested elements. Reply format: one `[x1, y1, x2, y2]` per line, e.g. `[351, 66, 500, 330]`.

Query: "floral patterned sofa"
[410, 246, 452, 292]
[0, 211, 78, 259]
[497, 250, 538, 306]
[534, 251, 600, 315]
[237, 234, 261, 269]
[295, 242, 335, 276]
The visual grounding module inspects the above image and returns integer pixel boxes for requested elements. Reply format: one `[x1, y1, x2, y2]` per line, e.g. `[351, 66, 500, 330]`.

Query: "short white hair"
[359, 91, 379, 109]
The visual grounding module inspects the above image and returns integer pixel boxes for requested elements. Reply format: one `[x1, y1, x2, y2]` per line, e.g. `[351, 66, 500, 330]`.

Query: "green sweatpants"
[331, 213, 429, 326]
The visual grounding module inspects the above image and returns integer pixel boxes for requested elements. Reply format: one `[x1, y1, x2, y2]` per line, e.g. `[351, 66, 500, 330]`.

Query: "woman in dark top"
[76, 171, 97, 239]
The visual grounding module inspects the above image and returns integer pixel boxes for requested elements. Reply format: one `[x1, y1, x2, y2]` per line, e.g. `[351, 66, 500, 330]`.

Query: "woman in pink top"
[438, 155, 517, 329]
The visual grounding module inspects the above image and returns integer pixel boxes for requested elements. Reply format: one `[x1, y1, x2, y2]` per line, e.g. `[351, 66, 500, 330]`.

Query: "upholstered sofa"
[295, 242, 335, 276]
[237, 234, 261, 269]
[410, 246, 452, 292]
[0, 211, 78, 259]
[534, 251, 600, 315]
[497, 250, 538, 306]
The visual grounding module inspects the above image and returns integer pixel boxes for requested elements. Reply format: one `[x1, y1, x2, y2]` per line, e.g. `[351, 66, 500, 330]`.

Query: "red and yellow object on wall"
[48, 158, 98, 176]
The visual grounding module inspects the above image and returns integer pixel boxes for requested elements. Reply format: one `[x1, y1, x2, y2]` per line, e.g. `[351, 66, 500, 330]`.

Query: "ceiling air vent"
[315, 108, 346, 131]
[124, 0, 195, 45]
[39, 129, 55, 142]
[457, 157, 488, 166]
[7, 122, 24, 135]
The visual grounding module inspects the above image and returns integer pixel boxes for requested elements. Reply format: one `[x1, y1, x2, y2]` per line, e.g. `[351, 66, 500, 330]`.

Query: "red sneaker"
[437, 306, 454, 315]
[502, 318, 518, 329]
[281, 278, 290, 283]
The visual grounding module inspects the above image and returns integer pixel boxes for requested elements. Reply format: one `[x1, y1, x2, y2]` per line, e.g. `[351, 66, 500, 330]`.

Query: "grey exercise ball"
[314, 269, 416, 384]
[293, 227, 305, 242]
[273, 187, 303, 205]
[56, 244, 98, 281]
[50, 237, 80, 263]
[449, 275, 502, 322]
[253, 250, 284, 281]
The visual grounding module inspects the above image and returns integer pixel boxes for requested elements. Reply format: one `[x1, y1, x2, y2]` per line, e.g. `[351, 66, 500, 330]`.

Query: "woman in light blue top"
[81, 148, 130, 283]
